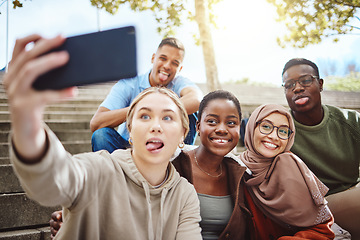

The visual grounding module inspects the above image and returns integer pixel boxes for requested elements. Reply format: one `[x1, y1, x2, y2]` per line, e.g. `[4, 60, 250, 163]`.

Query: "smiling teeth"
[214, 139, 228, 143]
[264, 142, 277, 148]
[160, 71, 169, 76]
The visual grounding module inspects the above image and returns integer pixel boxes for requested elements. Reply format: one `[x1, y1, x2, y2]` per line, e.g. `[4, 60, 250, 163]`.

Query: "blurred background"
[1, 0, 359, 90]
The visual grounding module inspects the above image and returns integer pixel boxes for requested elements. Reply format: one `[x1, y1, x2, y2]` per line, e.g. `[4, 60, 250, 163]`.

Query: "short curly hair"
[198, 90, 242, 121]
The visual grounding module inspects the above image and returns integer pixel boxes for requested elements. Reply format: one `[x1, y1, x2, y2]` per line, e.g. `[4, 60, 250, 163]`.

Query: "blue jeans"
[91, 113, 198, 153]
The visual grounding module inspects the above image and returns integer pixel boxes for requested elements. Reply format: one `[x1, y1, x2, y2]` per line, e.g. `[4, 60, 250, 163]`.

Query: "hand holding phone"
[32, 26, 137, 90]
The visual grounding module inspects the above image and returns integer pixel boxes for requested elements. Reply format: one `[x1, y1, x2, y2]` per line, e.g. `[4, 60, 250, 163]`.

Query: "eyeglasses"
[282, 75, 318, 90]
[256, 120, 293, 140]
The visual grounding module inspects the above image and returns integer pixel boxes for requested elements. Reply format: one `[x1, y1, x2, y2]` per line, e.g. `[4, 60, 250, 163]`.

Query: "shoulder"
[171, 151, 192, 180]
[112, 74, 142, 89]
[171, 75, 198, 88]
[326, 105, 360, 130]
[172, 151, 190, 165]
[109, 148, 133, 164]
[176, 176, 198, 200]
[173, 75, 193, 83]
[76, 149, 133, 176]
[74, 149, 124, 172]
[326, 105, 359, 120]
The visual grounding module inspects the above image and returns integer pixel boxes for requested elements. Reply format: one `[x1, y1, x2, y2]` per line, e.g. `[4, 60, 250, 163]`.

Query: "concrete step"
[1, 141, 91, 158]
[0, 193, 58, 231]
[0, 142, 9, 157]
[0, 111, 94, 121]
[44, 104, 99, 112]
[0, 129, 92, 143]
[0, 90, 105, 98]
[0, 227, 51, 240]
[0, 103, 99, 112]
[0, 96, 103, 105]
[0, 164, 22, 193]
[0, 130, 8, 142]
[0, 120, 90, 131]
[54, 129, 93, 142]
[0, 157, 9, 164]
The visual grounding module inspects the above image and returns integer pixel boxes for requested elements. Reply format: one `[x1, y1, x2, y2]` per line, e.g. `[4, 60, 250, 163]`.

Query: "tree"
[194, 0, 221, 90]
[9, 0, 22, 8]
[267, 0, 360, 48]
[90, 0, 222, 91]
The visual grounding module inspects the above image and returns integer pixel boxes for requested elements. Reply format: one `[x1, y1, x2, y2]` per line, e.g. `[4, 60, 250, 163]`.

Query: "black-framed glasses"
[256, 120, 293, 140]
[282, 74, 318, 90]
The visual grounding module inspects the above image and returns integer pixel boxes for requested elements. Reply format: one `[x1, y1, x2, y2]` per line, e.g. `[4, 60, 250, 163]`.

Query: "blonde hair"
[126, 87, 189, 138]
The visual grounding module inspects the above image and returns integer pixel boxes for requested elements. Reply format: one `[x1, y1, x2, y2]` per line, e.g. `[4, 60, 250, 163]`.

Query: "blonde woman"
[4, 34, 201, 240]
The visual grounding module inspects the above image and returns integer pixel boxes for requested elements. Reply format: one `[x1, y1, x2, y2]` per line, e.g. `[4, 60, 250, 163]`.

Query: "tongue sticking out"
[159, 72, 169, 82]
[146, 142, 163, 151]
[295, 97, 309, 105]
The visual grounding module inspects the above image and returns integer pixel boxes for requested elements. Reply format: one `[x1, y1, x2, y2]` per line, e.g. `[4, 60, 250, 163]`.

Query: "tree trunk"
[194, 0, 221, 91]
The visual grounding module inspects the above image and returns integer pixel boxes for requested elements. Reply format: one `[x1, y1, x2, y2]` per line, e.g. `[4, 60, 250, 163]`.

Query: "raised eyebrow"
[226, 115, 239, 120]
[138, 107, 152, 112]
[138, 107, 175, 113]
[205, 113, 219, 118]
[162, 109, 176, 114]
[262, 119, 289, 127]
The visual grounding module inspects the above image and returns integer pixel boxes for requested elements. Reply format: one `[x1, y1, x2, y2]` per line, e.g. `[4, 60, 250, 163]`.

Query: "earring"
[128, 137, 133, 145]
[178, 142, 185, 149]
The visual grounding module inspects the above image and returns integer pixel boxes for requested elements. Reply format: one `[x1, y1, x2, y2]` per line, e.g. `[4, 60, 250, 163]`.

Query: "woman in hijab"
[240, 104, 334, 240]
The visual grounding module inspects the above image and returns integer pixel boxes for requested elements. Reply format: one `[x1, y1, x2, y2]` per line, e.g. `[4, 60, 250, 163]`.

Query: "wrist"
[12, 129, 49, 164]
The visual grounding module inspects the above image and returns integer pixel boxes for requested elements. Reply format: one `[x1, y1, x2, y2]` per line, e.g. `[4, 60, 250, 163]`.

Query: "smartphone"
[32, 26, 137, 90]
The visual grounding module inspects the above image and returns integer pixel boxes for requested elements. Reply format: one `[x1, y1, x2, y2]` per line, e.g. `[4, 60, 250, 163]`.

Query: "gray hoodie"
[10, 125, 202, 240]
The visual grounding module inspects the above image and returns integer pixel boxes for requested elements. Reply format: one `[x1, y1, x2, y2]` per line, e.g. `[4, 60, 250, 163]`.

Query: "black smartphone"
[32, 26, 137, 90]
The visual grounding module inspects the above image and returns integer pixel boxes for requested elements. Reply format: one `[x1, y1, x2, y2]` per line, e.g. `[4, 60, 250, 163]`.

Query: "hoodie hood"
[111, 148, 182, 193]
[110, 148, 183, 240]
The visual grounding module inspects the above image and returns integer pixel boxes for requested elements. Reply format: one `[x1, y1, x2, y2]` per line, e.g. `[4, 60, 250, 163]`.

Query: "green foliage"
[267, 0, 360, 48]
[90, 0, 222, 37]
[12, 0, 23, 8]
[0, 0, 24, 13]
[4, 0, 222, 39]
[325, 72, 360, 91]
[89, 0, 187, 37]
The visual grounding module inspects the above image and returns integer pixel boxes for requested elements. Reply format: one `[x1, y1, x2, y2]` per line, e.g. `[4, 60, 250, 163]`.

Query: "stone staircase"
[0, 71, 114, 239]
[0, 69, 359, 239]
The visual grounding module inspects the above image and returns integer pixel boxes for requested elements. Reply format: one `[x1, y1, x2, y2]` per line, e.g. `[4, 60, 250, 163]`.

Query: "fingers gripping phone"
[32, 26, 137, 90]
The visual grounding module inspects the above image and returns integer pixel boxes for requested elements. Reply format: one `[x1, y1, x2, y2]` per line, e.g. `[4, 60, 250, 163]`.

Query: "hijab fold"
[240, 104, 332, 227]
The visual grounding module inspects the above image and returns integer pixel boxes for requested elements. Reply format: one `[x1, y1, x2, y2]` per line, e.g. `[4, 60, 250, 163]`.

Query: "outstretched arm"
[179, 86, 202, 115]
[4, 34, 77, 162]
[89, 106, 129, 132]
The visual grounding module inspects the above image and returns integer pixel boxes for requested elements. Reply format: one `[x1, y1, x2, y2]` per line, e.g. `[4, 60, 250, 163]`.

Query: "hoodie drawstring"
[142, 181, 155, 240]
[156, 188, 168, 240]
